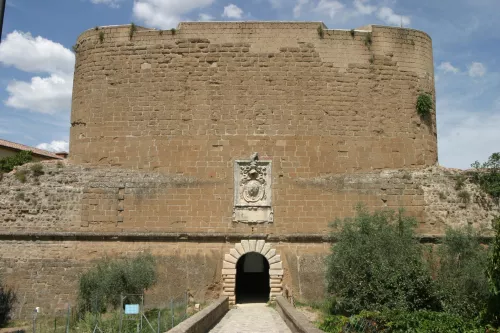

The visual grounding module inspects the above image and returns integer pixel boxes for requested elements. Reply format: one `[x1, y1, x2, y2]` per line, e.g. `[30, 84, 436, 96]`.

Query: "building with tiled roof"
[0, 139, 65, 161]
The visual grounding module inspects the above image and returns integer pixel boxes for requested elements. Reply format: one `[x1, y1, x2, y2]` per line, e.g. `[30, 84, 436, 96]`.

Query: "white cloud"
[90, 0, 123, 8]
[438, 62, 460, 74]
[0, 31, 74, 115]
[5, 74, 73, 114]
[313, 0, 344, 18]
[293, 0, 309, 18]
[222, 4, 244, 19]
[468, 62, 486, 77]
[198, 13, 215, 21]
[377, 7, 410, 26]
[354, 0, 376, 15]
[36, 140, 69, 153]
[133, 0, 215, 29]
[0, 31, 75, 75]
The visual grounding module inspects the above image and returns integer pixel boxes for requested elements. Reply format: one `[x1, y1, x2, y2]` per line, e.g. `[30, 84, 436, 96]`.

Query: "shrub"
[170, 28, 176, 35]
[30, 163, 44, 177]
[14, 170, 27, 183]
[99, 31, 105, 43]
[455, 175, 466, 190]
[416, 93, 433, 117]
[0, 151, 32, 173]
[485, 217, 500, 327]
[458, 190, 471, 204]
[326, 206, 439, 316]
[383, 310, 482, 333]
[77, 253, 157, 314]
[317, 25, 324, 39]
[470, 152, 500, 202]
[0, 279, 16, 327]
[435, 227, 489, 319]
[129, 22, 137, 40]
[364, 32, 372, 48]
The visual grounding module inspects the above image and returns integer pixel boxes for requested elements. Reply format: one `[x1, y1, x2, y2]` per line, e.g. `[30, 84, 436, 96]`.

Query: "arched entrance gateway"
[222, 240, 283, 304]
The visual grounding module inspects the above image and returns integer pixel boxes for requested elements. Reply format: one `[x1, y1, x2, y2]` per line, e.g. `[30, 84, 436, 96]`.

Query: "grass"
[317, 25, 324, 39]
[458, 190, 471, 204]
[15, 169, 27, 183]
[129, 22, 137, 40]
[31, 163, 44, 177]
[364, 32, 372, 48]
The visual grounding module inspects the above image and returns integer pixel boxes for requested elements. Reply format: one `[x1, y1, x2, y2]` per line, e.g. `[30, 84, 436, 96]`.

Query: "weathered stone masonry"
[1, 22, 497, 318]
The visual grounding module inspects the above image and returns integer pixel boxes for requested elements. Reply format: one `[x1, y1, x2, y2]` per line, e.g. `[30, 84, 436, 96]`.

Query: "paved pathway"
[209, 303, 292, 333]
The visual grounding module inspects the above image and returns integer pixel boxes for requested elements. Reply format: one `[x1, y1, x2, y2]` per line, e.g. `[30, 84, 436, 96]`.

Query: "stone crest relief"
[233, 153, 273, 223]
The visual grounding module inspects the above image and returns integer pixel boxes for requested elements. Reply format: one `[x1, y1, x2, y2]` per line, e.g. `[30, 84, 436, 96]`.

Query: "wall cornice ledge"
[0, 231, 493, 243]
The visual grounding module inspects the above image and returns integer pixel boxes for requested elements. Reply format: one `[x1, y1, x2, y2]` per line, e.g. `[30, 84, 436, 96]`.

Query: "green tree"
[0, 278, 16, 327]
[485, 217, 500, 327]
[78, 253, 157, 314]
[325, 206, 439, 316]
[471, 152, 500, 202]
[435, 226, 489, 319]
[0, 151, 32, 173]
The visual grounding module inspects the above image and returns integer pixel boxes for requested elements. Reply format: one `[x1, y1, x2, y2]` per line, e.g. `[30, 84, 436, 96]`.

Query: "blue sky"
[0, 0, 499, 169]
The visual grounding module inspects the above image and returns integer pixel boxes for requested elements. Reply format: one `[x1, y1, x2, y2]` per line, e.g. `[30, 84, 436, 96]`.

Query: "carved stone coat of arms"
[233, 153, 273, 223]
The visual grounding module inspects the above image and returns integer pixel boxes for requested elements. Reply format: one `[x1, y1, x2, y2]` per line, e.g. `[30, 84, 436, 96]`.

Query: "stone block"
[241, 240, 250, 253]
[249, 239, 257, 252]
[256, 240, 265, 253]
[229, 248, 241, 259]
[268, 255, 281, 264]
[224, 254, 237, 264]
[265, 249, 276, 260]
[223, 261, 235, 269]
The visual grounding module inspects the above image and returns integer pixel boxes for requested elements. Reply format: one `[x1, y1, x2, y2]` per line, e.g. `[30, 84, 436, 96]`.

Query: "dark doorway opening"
[235, 252, 270, 303]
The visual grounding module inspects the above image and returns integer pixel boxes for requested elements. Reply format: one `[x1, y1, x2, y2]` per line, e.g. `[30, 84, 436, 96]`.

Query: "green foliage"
[470, 152, 500, 202]
[77, 253, 157, 314]
[364, 32, 372, 48]
[14, 170, 27, 183]
[0, 150, 32, 173]
[326, 206, 439, 316]
[129, 22, 137, 40]
[455, 175, 466, 190]
[416, 93, 433, 117]
[99, 31, 105, 43]
[317, 25, 324, 39]
[485, 217, 500, 327]
[30, 163, 44, 177]
[319, 315, 349, 333]
[171, 28, 176, 35]
[321, 310, 485, 333]
[458, 190, 471, 204]
[0, 279, 16, 328]
[384, 310, 483, 333]
[435, 227, 489, 319]
[349, 29, 355, 38]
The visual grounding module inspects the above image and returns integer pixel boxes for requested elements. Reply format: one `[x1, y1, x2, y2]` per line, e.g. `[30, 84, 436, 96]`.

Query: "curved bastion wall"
[70, 22, 436, 173]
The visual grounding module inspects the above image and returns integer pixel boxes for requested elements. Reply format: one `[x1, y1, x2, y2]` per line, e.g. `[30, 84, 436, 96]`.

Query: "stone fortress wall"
[69, 22, 437, 234]
[2, 22, 497, 318]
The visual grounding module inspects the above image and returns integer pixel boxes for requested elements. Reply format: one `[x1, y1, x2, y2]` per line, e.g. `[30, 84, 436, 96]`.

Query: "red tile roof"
[0, 139, 64, 160]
